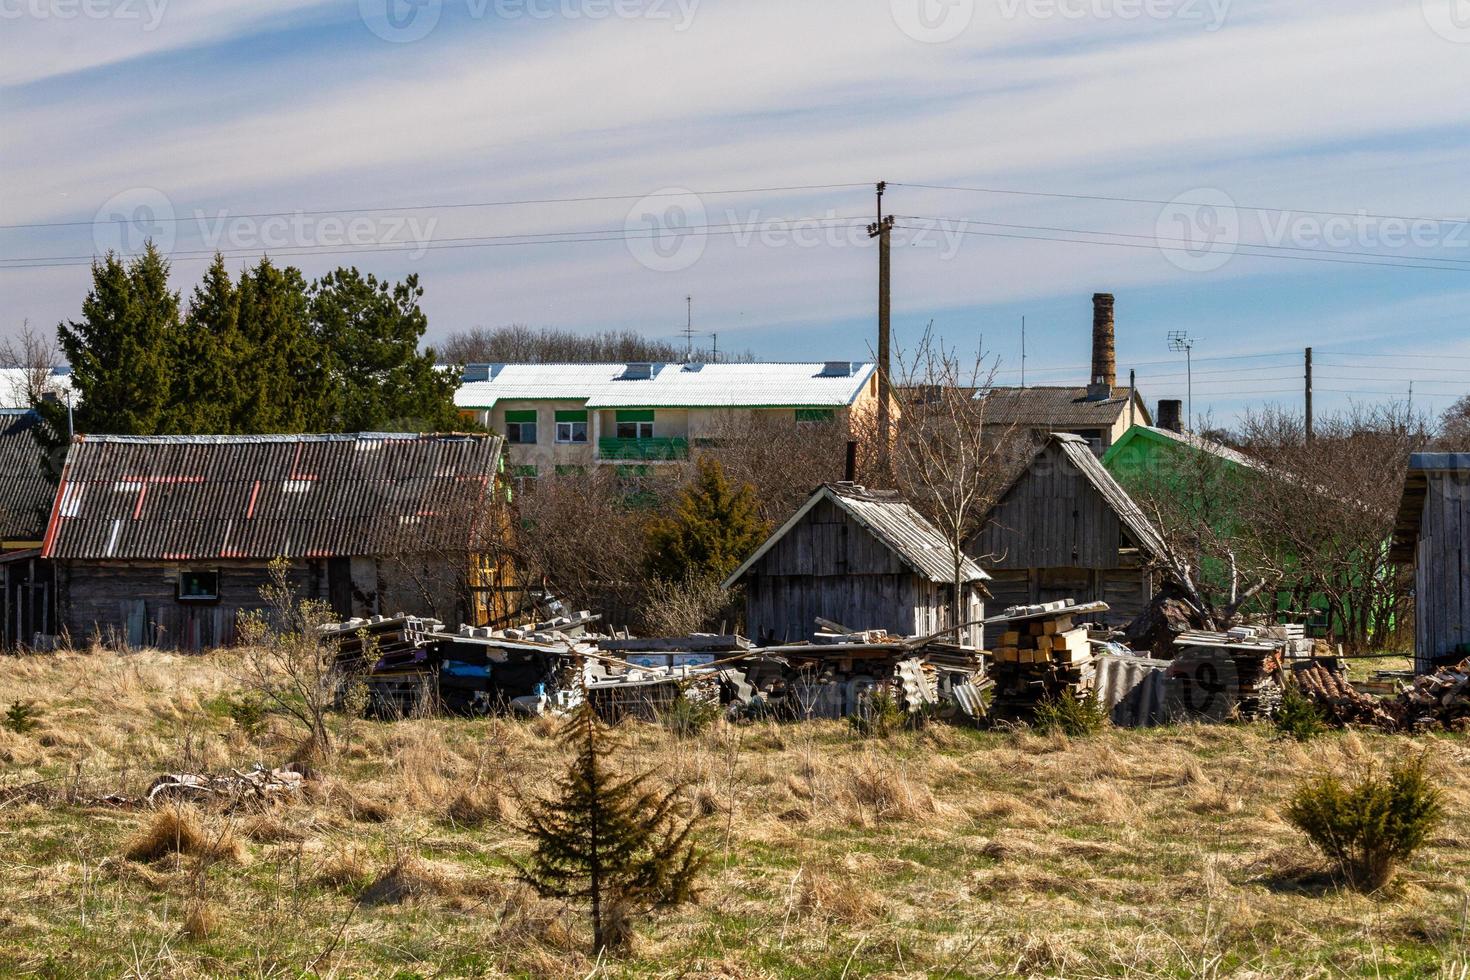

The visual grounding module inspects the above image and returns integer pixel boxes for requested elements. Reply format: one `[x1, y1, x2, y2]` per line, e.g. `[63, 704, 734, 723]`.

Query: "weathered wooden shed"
[38, 432, 505, 651]
[722, 482, 989, 646]
[1390, 453, 1470, 672]
[0, 410, 60, 646]
[967, 433, 1167, 644]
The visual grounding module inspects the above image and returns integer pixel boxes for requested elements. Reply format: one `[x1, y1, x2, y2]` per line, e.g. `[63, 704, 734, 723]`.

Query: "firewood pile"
[1295, 658, 1470, 733]
[988, 600, 1102, 721]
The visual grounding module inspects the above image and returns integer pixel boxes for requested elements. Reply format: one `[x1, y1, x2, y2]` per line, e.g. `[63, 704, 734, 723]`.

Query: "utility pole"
[1021, 315, 1027, 388]
[1129, 368, 1136, 427]
[711, 333, 718, 364]
[1304, 347, 1314, 443]
[868, 181, 895, 460]
[1168, 331, 1196, 430]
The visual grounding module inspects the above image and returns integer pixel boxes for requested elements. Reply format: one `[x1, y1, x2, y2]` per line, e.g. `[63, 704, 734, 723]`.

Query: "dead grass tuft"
[797, 867, 880, 925]
[317, 845, 374, 890]
[358, 856, 463, 906]
[182, 900, 217, 940]
[123, 806, 243, 864]
[443, 785, 509, 827]
[840, 754, 935, 823]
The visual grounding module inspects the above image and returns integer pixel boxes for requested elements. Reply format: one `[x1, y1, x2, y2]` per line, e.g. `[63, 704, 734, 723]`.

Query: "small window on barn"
[178, 570, 220, 602]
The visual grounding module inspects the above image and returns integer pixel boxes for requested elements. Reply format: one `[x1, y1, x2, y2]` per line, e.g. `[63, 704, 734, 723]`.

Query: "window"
[555, 409, 589, 444]
[795, 408, 835, 424]
[616, 421, 654, 440]
[504, 410, 538, 444]
[178, 570, 220, 602]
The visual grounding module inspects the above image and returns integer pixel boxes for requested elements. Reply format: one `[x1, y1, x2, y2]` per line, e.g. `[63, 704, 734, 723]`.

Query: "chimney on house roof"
[1158, 399, 1183, 433]
[1087, 292, 1116, 401]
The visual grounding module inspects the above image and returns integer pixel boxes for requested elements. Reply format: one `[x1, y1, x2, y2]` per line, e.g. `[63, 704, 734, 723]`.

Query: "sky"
[2, 0, 1468, 426]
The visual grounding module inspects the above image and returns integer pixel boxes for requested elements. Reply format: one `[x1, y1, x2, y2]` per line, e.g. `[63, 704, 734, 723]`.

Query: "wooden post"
[868, 182, 895, 469]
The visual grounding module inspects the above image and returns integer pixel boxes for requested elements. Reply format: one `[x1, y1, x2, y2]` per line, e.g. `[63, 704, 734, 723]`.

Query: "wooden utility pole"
[1304, 347, 1314, 443]
[868, 181, 895, 460]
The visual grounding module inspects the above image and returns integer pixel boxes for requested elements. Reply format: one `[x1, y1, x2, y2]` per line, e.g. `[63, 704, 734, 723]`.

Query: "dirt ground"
[2, 648, 1468, 978]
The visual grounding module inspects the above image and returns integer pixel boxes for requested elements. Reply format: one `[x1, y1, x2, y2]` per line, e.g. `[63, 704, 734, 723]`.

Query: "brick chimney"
[1088, 293, 1116, 400]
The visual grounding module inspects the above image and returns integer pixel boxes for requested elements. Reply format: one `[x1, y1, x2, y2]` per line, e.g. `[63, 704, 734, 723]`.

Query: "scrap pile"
[1166, 628, 1286, 721]
[1400, 659, 1470, 731]
[1297, 657, 1470, 733]
[1293, 661, 1405, 729]
[988, 600, 1103, 721]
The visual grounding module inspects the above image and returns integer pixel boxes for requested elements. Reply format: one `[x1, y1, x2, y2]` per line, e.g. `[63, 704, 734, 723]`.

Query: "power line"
[898, 214, 1470, 267]
[1316, 350, 1470, 362]
[893, 183, 1470, 227]
[0, 182, 873, 232]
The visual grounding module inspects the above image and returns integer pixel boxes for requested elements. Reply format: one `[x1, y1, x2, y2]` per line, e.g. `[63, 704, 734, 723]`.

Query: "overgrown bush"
[1284, 758, 1445, 892]
[1275, 683, 1328, 742]
[4, 700, 39, 734]
[850, 690, 907, 739]
[658, 694, 720, 738]
[1033, 691, 1108, 738]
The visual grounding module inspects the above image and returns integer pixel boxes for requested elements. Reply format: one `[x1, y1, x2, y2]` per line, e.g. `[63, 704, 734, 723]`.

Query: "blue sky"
[2, 0, 1468, 426]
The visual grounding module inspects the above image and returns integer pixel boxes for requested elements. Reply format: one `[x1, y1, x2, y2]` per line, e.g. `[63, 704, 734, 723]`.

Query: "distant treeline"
[438, 324, 754, 365]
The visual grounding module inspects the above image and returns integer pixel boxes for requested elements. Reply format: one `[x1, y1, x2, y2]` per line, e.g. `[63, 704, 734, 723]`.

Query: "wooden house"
[968, 433, 1167, 644]
[1390, 453, 1470, 672]
[37, 432, 505, 651]
[722, 482, 989, 646]
[0, 410, 61, 646]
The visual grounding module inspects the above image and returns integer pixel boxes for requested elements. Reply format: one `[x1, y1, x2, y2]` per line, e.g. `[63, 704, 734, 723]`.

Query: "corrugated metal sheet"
[979, 386, 1135, 428]
[0, 411, 56, 542]
[454, 362, 876, 410]
[1094, 651, 1169, 727]
[43, 433, 503, 561]
[1053, 434, 1168, 559]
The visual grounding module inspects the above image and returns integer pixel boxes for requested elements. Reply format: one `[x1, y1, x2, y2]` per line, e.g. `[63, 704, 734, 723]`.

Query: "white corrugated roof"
[454, 362, 875, 410]
[0, 368, 72, 410]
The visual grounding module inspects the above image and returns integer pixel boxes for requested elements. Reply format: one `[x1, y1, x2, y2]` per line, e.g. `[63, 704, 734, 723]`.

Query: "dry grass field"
[2, 648, 1469, 979]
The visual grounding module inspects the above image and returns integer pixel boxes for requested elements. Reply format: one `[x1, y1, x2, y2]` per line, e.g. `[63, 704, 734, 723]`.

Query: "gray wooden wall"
[981, 566, 1152, 647]
[739, 498, 982, 645]
[1415, 473, 1470, 671]
[969, 443, 1125, 570]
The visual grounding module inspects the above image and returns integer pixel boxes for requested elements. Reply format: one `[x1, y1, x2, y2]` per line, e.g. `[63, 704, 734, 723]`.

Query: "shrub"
[849, 690, 906, 739]
[1034, 690, 1108, 738]
[1275, 683, 1328, 742]
[659, 694, 720, 738]
[1284, 758, 1445, 892]
[4, 700, 39, 734]
[224, 694, 268, 738]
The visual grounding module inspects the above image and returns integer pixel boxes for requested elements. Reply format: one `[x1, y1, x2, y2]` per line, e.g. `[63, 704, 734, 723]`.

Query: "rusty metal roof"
[0, 411, 57, 544]
[979, 386, 1147, 429]
[41, 433, 503, 561]
[723, 482, 989, 588]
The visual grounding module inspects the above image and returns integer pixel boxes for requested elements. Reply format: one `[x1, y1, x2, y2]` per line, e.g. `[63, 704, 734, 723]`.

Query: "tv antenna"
[1167, 331, 1197, 428]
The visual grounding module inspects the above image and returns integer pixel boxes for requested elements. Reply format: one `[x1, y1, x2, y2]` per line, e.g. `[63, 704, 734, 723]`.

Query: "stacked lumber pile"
[989, 601, 1098, 720]
[1167, 629, 1285, 721]
[323, 615, 444, 674]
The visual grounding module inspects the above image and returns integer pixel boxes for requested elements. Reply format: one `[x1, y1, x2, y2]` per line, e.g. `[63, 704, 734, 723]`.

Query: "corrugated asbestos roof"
[724, 482, 989, 588]
[1043, 434, 1168, 558]
[1119, 425, 1265, 471]
[0, 411, 57, 543]
[455, 362, 876, 410]
[979, 386, 1142, 428]
[1390, 452, 1470, 562]
[42, 433, 503, 561]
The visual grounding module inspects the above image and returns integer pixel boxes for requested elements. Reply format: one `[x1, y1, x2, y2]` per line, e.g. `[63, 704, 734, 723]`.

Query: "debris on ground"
[146, 765, 307, 807]
[1165, 627, 1287, 721]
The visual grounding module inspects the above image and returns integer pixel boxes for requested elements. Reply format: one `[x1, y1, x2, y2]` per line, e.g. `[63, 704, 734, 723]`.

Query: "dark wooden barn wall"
[969, 444, 1124, 571]
[1415, 473, 1470, 672]
[752, 498, 907, 577]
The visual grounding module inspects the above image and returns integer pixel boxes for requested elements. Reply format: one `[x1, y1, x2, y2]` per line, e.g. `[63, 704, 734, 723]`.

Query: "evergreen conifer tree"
[515, 703, 704, 952]
[232, 258, 323, 433]
[57, 243, 179, 434]
[644, 457, 769, 582]
[166, 254, 242, 434]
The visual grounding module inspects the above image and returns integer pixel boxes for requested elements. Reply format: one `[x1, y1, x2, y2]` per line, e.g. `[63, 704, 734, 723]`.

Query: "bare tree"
[887, 327, 1027, 631]
[438, 324, 753, 366]
[0, 321, 64, 409]
[1435, 393, 1470, 450]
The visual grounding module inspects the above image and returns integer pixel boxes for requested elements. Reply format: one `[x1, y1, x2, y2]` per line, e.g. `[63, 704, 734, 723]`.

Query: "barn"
[967, 433, 1167, 644]
[37, 432, 505, 650]
[1390, 453, 1470, 672]
[722, 482, 989, 646]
